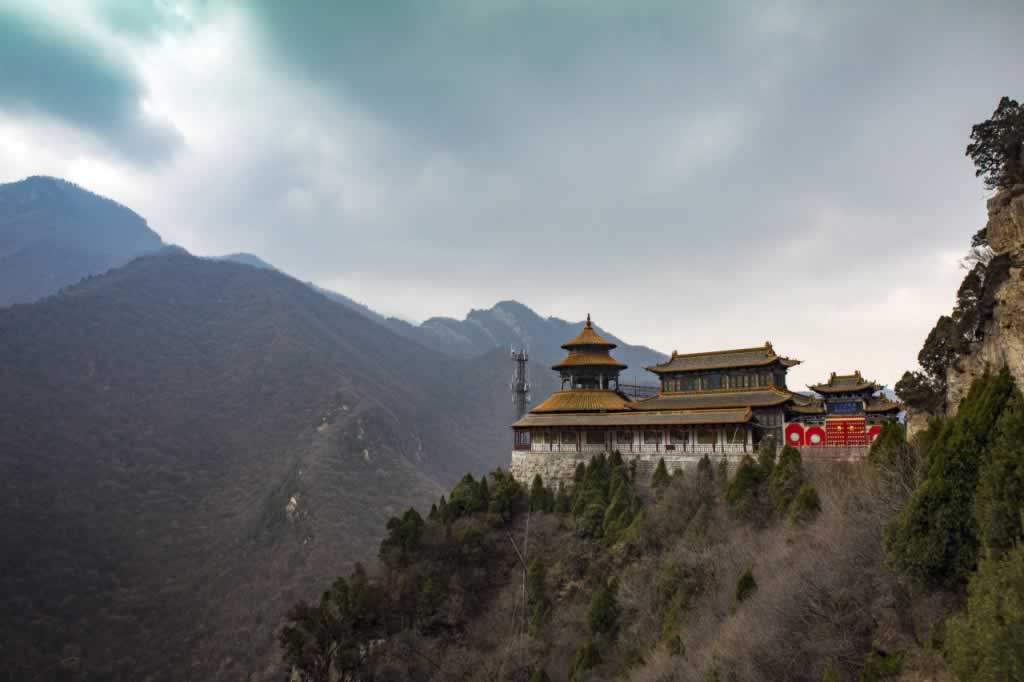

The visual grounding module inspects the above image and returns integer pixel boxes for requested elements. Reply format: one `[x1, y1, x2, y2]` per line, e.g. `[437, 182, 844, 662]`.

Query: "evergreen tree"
[769, 445, 805, 514]
[975, 386, 1024, 557]
[530, 669, 552, 682]
[726, 455, 769, 523]
[554, 482, 572, 514]
[886, 370, 1015, 586]
[588, 577, 620, 637]
[757, 434, 777, 475]
[529, 474, 548, 512]
[651, 457, 671, 489]
[966, 96, 1024, 190]
[945, 544, 1024, 680]
[696, 454, 714, 499]
[787, 483, 822, 525]
[527, 559, 551, 637]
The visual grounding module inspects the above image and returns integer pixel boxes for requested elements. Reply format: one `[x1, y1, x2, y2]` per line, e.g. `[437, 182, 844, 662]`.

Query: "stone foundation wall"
[510, 446, 870, 485]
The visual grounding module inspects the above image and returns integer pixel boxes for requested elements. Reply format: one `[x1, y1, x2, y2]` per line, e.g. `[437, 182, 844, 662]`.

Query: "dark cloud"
[2, 0, 1022, 386]
[0, 6, 181, 164]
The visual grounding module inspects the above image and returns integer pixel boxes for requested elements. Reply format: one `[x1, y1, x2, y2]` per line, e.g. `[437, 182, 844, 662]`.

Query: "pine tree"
[769, 445, 805, 514]
[529, 474, 547, 512]
[886, 370, 1015, 586]
[588, 577, 620, 637]
[554, 482, 572, 514]
[527, 559, 551, 637]
[726, 455, 768, 522]
[757, 434, 777, 475]
[945, 543, 1024, 680]
[787, 483, 821, 525]
[975, 386, 1024, 558]
[651, 457, 671, 489]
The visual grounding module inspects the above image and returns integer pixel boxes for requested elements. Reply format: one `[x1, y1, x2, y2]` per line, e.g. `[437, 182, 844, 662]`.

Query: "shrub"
[769, 445, 805, 513]
[379, 507, 425, 566]
[530, 668, 552, 682]
[651, 457, 671, 489]
[529, 474, 554, 512]
[859, 651, 904, 681]
[945, 543, 1024, 680]
[726, 455, 768, 522]
[735, 568, 757, 604]
[788, 483, 822, 525]
[588, 577, 620, 637]
[757, 434, 777, 475]
[568, 641, 602, 681]
[527, 559, 551, 637]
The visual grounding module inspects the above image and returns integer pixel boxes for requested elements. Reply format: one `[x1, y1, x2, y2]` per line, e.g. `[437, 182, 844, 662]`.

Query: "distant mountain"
[416, 300, 668, 376]
[0, 176, 164, 305]
[0, 250, 556, 681]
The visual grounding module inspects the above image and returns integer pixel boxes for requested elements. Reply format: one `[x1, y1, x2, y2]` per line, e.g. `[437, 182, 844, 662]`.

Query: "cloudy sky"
[1, 0, 1021, 387]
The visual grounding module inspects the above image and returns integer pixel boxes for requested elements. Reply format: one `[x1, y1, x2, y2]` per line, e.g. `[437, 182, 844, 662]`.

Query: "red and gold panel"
[805, 425, 826, 446]
[784, 422, 805, 447]
[826, 417, 866, 446]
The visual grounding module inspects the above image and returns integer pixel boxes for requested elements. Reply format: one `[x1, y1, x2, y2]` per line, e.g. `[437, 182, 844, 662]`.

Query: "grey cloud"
[0, 6, 181, 164]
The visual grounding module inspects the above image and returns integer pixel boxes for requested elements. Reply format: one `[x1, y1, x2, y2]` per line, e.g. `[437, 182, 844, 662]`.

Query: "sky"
[1, 0, 1021, 388]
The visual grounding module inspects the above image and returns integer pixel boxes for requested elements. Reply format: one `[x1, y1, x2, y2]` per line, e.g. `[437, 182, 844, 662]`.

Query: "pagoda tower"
[552, 314, 627, 391]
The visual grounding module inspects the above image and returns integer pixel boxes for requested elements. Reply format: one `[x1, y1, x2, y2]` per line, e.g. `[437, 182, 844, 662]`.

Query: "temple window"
[586, 430, 605, 445]
[670, 430, 687, 444]
[697, 428, 717, 445]
[561, 431, 576, 445]
[643, 430, 660, 445]
[616, 431, 632, 445]
[533, 431, 545, 444]
[706, 374, 722, 390]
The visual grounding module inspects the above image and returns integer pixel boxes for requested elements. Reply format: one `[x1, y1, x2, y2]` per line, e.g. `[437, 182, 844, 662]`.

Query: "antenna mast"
[511, 347, 531, 418]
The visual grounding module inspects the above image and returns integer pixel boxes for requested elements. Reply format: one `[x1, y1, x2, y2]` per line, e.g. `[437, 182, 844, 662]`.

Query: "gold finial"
[585, 313, 592, 328]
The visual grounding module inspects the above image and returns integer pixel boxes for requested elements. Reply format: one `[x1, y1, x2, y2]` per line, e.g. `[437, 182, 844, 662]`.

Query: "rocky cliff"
[946, 184, 1024, 412]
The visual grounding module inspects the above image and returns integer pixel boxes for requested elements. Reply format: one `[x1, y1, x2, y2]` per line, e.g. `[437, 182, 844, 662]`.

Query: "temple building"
[510, 317, 902, 483]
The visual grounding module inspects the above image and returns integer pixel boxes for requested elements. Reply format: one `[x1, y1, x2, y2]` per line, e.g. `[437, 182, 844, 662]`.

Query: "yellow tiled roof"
[632, 386, 793, 411]
[561, 315, 617, 349]
[646, 341, 800, 374]
[513, 407, 752, 428]
[810, 370, 881, 394]
[552, 350, 627, 371]
[529, 389, 633, 414]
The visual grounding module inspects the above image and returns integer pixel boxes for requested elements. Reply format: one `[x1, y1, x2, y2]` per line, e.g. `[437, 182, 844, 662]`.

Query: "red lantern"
[784, 422, 805, 447]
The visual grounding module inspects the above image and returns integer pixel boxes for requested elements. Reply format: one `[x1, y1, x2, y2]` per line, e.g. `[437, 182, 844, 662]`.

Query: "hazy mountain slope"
[0, 176, 164, 305]
[0, 251, 529, 681]
[419, 299, 668, 373]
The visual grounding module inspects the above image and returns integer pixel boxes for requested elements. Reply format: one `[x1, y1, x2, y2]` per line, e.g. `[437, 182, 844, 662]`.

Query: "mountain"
[0, 176, 164, 306]
[415, 300, 668, 378]
[0, 250, 556, 681]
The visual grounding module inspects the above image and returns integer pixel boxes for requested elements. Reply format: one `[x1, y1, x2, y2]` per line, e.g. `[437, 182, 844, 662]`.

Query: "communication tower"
[511, 348, 531, 418]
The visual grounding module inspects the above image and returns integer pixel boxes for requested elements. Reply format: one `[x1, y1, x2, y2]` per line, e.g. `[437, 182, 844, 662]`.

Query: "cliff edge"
[945, 184, 1024, 412]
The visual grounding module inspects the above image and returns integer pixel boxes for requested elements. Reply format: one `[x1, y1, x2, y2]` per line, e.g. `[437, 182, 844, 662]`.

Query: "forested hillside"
[281, 370, 1024, 681]
[0, 250, 555, 680]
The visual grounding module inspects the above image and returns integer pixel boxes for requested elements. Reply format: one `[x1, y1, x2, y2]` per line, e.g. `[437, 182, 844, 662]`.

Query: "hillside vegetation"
[0, 250, 555, 680]
[282, 369, 1024, 681]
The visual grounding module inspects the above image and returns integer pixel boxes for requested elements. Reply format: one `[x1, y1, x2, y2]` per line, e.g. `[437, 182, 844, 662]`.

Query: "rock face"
[946, 184, 1024, 413]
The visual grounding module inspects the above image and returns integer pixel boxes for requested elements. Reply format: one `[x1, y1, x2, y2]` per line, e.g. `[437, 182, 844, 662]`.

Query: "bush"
[735, 568, 757, 604]
[859, 651, 904, 681]
[568, 641, 602, 681]
[588, 577, 620, 638]
[651, 457, 671, 489]
[945, 543, 1024, 680]
[757, 434, 777, 474]
[787, 483, 822, 525]
[726, 455, 769, 523]
[769, 445, 805, 514]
